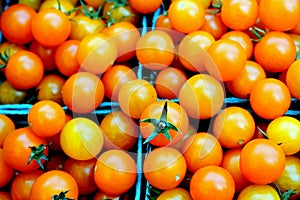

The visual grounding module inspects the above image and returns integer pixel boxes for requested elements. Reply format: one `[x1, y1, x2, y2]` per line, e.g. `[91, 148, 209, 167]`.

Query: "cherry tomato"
[207, 39, 247, 81]
[129, 0, 162, 14]
[179, 74, 225, 119]
[5, 50, 44, 90]
[266, 116, 300, 155]
[221, 0, 258, 31]
[201, 10, 227, 40]
[168, 0, 205, 34]
[94, 149, 137, 195]
[178, 30, 215, 72]
[286, 59, 300, 100]
[100, 110, 138, 150]
[259, 0, 300, 31]
[275, 156, 300, 193]
[182, 132, 223, 173]
[31, 8, 71, 47]
[36, 74, 66, 105]
[0, 148, 14, 188]
[104, 21, 140, 62]
[0, 114, 15, 147]
[154, 67, 187, 99]
[0, 192, 11, 200]
[240, 138, 286, 184]
[249, 78, 291, 119]
[0, 81, 27, 104]
[143, 147, 187, 190]
[221, 148, 251, 193]
[213, 106, 255, 148]
[136, 30, 174, 70]
[237, 184, 280, 200]
[220, 30, 254, 59]
[254, 31, 296, 72]
[69, 15, 106, 41]
[30, 170, 79, 199]
[118, 79, 157, 119]
[157, 187, 192, 200]
[140, 100, 189, 147]
[62, 72, 104, 114]
[54, 39, 80, 77]
[190, 165, 235, 200]
[0, 4, 36, 44]
[29, 40, 57, 71]
[0, 42, 26, 66]
[10, 170, 43, 200]
[226, 60, 266, 98]
[63, 158, 98, 195]
[60, 118, 104, 160]
[103, 1, 139, 25]
[28, 100, 66, 137]
[101, 64, 137, 101]
[76, 33, 117, 74]
[3, 127, 49, 172]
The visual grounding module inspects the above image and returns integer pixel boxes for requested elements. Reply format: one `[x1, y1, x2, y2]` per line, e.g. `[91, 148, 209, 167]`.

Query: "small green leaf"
[26, 144, 49, 171]
[160, 101, 168, 122]
[52, 190, 75, 200]
[257, 126, 269, 139]
[281, 189, 297, 200]
[162, 129, 172, 141]
[166, 122, 181, 134]
[143, 130, 159, 144]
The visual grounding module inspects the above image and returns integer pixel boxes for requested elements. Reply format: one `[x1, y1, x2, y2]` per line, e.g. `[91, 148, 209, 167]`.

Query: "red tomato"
[190, 165, 235, 200]
[182, 132, 223, 173]
[143, 147, 187, 190]
[62, 72, 104, 114]
[30, 170, 79, 199]
[140, 100, 189, 147]
[94, 149, 137, 195]
[3, 127, 49, 172]
[179, 74, 225, 119]
[5, 50, 44, 90]
[0, 4, 36, 44]
[31, 8, 71, 46]
[0, 192, 11, 200]
[250, 78, 291, 119]
[240, 138, 286, 184]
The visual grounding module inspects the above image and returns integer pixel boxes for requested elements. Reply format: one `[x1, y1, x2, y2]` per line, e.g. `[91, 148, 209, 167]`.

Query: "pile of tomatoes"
[1, 0, 300, 199]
